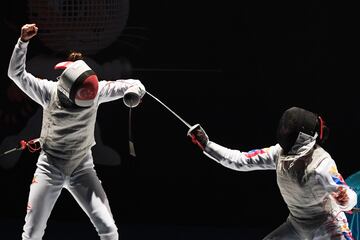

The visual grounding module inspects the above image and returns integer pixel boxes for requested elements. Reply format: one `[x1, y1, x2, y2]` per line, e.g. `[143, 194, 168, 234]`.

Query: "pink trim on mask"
[54, 61, 73, 70]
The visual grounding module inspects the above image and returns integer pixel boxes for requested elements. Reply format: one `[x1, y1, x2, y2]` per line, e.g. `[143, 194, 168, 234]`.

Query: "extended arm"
[98, 79, 146, 105]
[188, 124, 279, 171]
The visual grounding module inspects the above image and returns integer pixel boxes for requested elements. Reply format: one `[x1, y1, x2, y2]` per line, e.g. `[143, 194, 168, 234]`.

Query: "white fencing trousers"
[22, 152, 118, 240]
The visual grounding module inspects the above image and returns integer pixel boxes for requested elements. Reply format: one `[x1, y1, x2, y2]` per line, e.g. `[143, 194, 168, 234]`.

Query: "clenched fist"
[20, 23, 38, 42]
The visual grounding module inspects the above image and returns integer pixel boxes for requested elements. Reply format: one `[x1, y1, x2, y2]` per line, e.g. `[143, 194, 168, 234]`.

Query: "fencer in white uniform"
[8, 23, 146, 240]
[188, 106, 357, 239]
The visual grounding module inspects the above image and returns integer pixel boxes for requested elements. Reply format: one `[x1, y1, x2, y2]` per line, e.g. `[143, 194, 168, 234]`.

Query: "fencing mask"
[54, 60, 99, 107]
[276, 107, 329, 153]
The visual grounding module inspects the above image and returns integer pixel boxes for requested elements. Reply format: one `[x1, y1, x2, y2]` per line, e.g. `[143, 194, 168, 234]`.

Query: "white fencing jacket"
[204, 132, 357, 237]
[8, 38, 146, 174]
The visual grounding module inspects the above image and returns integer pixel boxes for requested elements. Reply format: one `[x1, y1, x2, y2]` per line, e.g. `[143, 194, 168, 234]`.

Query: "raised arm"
[7, 23, 54, 107]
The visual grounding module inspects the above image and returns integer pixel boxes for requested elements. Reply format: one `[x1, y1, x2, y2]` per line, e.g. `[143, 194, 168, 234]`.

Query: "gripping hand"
[187, 124, 209, 150]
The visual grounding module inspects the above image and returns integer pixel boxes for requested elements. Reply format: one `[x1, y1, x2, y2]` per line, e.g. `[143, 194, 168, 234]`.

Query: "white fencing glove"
[123, 85, 143, 108]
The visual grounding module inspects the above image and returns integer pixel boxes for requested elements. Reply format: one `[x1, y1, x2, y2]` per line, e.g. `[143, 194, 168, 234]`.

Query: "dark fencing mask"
[276, 107, 329, 153]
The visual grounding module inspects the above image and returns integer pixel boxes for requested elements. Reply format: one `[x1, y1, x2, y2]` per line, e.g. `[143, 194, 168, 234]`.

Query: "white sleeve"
[204, 141, 280, 171]
[7, 38, 54, 107]
[97, 79, 146, 104]
[316, 158, 357, 212]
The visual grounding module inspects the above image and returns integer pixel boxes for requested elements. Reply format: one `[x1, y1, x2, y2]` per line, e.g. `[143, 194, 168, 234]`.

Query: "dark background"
[0, 1, 359, 239]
